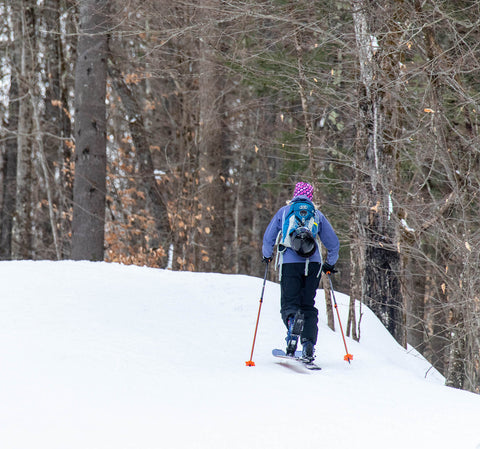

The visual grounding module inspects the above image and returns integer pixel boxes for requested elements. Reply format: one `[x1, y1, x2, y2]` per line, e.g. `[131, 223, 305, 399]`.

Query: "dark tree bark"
[351, 0, 406, 347]
[196, 0, 228, 272]
[41, 0, 74, 258]
[13, 0, 36, 259]
[0, 72, 19, 259]
[71, 0, 109, 261]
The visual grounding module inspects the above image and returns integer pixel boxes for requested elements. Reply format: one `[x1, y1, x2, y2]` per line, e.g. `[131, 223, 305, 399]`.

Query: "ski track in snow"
[0, 260, 479, 449]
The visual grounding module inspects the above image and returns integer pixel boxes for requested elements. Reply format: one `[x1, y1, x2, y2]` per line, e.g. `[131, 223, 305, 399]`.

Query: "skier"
[262, 182, 339, 361]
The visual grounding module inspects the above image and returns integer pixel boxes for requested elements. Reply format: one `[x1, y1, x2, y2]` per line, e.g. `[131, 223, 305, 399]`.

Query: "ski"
[272, 348, 321, 370]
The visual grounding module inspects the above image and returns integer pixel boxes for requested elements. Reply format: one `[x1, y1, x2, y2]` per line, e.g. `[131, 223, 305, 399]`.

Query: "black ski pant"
[280, 262, 321, 345]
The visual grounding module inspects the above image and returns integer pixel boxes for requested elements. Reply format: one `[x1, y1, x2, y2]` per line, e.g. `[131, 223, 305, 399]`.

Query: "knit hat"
[293, 182, 313, 200]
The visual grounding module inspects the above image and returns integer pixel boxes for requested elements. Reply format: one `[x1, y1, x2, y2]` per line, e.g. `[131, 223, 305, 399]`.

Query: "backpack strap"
[315, 230, 323, 278]
[274, 230, 284, 281]
[275, 208, 290, 281]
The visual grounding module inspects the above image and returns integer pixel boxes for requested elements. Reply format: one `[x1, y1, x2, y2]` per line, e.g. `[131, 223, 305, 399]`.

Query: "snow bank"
[0, 261, 479, 449]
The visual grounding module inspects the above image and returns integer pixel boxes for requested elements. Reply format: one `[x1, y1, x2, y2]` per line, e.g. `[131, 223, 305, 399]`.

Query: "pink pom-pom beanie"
[293, 182, 313, 200]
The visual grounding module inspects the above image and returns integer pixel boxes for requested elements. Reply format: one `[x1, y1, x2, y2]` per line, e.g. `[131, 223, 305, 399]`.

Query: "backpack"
[278, 200, 319, 258]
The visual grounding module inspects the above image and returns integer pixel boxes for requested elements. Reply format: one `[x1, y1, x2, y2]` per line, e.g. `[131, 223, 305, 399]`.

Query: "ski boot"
[285, 311, 305, 357]
[301, 340, 315, 362]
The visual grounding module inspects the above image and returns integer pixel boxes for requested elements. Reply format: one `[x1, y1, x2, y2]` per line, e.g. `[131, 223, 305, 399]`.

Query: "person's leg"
[300, 262, 321, 345]
[280, 263, 304, 326]
[280, 263, 306, 354]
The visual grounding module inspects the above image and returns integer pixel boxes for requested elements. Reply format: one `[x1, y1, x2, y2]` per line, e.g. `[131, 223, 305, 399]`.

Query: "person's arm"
[262, 208, 284, 259]
[317, 211, 340, 266]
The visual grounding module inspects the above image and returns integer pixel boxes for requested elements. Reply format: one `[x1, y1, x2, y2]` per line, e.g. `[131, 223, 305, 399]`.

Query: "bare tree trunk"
[351, 0, 406, 347]
[71, 0, 109, 261]
[0, 73, 19, 259]
[42, 0, 73, 258]
[197, 0, 227, 272]
[13, 0, 35, 259]
[31, 92, 61, 259]
[347, 180, 362, 341]
[0, 6, 21, 260]
[445, 308, 466, 389]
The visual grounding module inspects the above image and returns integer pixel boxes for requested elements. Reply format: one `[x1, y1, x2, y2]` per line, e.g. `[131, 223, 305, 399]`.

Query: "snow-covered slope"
[1, 261, 479, 449]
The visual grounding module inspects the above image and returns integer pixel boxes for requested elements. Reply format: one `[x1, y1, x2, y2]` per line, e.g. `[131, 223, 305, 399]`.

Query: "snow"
[401, 218, 415, 233]
[1, 260, 479, 449]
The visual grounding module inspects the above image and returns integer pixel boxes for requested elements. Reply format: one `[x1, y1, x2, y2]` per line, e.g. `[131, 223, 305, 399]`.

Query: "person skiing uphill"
[262, 182, 339, 361]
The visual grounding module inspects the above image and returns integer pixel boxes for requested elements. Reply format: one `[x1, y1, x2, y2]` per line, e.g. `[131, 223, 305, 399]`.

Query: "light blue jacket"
[262, 196, 340, 265]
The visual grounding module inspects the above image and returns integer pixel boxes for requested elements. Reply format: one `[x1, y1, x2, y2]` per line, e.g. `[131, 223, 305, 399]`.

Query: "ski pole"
[327, 272, 353, 363]
[245, 262, 269, 367]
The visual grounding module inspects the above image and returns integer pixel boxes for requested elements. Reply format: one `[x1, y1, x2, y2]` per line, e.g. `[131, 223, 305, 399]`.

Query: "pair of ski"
[272, 348, 321, 370]
[272, 311, 321, 370]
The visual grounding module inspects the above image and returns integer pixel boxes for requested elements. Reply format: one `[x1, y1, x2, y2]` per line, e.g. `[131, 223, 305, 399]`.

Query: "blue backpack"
[279, 200, 319, 258]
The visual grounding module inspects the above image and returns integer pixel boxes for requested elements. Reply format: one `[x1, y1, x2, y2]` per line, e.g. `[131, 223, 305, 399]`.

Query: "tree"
[71, 0, 109, 260]
[0, 3, 20, 259]
[196, 0, 229, 272]
[12, 0, 36, 259]
[350, 0, 405, 347]
[39, 0, 74, 258]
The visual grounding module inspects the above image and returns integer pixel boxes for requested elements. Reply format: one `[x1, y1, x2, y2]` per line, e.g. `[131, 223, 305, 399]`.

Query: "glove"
[322, 262, 337, 274]
[262, 255, 273, 264]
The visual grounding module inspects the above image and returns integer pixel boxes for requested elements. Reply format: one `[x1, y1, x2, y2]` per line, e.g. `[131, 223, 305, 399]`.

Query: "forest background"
[0, 0, 479, 395]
